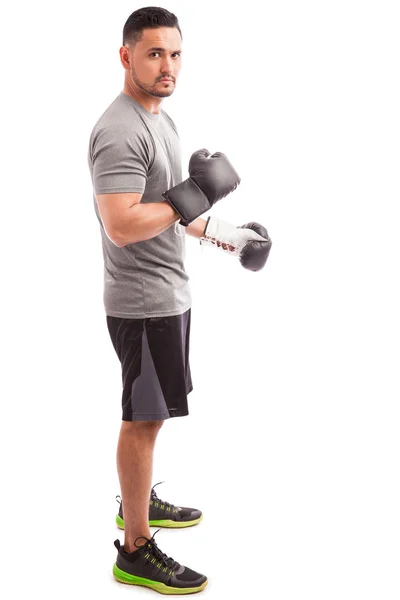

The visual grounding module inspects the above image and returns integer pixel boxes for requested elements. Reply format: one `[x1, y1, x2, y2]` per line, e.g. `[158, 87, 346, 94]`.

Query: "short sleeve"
[90, 124, 152, 195]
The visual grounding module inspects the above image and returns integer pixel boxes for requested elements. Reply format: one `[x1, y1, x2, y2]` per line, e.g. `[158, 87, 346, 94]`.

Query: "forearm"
[185, 217, 208, 239]
[115, 201, 180, 247]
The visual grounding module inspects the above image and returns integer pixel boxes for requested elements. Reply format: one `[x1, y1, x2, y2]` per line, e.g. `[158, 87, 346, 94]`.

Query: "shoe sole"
[116, 514, 203, 529]
[113, 563, 208, 595]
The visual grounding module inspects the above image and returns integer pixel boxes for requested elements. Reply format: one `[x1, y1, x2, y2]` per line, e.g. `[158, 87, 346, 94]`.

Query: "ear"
[119, 45, 131, 70]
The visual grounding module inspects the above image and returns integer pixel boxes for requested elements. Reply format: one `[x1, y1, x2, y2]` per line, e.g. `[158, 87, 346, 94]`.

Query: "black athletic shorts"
[106, 308, 193, 421]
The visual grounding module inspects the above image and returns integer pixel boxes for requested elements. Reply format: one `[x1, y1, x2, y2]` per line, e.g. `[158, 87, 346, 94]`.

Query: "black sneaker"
[113, 532, 208, 594]
[116, 482, 203, 529]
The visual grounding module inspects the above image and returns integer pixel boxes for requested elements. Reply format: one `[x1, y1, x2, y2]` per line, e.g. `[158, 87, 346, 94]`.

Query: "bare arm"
[185, 217, 208, 239]
[96, 192, 180, 247]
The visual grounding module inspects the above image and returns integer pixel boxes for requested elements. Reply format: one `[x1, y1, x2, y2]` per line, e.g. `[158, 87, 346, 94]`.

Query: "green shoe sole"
[113, 563, 208, 595]
[116, 514, 203, 529]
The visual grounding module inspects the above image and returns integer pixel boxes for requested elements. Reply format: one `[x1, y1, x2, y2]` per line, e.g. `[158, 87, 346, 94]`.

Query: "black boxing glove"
[200, 216, 272, 272]
[162, 148, 241, 226]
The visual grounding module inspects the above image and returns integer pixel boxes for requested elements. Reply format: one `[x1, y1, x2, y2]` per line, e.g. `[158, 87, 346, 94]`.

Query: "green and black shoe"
[116, 482, 203, 529]
[113, 532, 208, 594]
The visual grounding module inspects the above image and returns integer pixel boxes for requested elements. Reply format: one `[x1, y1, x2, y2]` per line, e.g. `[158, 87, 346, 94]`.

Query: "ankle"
[124, 533, 151, 554]
[123, 544, 138, 554]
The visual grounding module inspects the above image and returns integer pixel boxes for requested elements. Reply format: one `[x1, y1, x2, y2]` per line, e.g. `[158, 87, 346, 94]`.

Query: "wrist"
[186, 216, 209, 239]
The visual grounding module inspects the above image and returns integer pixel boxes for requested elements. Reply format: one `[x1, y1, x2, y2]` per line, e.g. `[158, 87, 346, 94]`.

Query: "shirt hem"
[95, 187, 145, 194]
[105, 303, 192, 319]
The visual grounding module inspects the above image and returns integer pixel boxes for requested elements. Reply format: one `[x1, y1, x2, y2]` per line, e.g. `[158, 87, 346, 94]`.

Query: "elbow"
[111, 232, 136, 248]
[112, 237, 127, 248]
[101, 215, 137, 247]
[103, 225, 134, 248]
[110, 228, 140, 247]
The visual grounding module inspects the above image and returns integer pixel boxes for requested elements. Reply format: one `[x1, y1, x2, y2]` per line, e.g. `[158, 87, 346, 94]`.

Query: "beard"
[131, 67, 174, 98]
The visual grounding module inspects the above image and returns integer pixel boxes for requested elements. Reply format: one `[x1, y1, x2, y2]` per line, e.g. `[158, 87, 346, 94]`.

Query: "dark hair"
[123, 6, 182, 46]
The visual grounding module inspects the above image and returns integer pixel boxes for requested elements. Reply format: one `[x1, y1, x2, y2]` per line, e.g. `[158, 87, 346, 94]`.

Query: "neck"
[122, 81, 163, 115]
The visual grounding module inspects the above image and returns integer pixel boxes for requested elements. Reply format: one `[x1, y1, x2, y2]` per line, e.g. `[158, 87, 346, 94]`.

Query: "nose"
[160, 56, 174, 76]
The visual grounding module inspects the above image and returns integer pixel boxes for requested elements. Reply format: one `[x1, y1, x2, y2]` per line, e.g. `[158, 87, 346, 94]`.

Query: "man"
[87, 6, 271, 595]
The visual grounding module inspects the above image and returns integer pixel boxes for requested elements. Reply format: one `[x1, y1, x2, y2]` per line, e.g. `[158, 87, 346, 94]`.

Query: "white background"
[1, 0, 399, 598]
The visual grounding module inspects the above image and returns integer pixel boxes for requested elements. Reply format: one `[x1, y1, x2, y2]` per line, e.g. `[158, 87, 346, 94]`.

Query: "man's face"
[128, 27, 182, 98]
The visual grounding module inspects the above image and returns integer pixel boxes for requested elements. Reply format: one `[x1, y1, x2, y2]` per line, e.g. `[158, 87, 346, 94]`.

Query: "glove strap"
[162, 178, 210, 226]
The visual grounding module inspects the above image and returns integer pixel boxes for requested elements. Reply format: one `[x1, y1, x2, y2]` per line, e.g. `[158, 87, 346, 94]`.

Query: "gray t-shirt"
[88, 92, 191, 318]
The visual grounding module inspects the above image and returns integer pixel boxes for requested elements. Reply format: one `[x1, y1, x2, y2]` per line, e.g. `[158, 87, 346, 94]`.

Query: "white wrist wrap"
[200, 216, 267, 256]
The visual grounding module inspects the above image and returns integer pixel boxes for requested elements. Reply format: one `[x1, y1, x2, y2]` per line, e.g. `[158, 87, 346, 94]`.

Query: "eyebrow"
[147, 47, 182, 53]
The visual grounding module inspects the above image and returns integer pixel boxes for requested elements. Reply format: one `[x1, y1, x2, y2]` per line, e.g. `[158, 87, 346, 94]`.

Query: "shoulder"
[89, 95, 152, 155]
[91, 95, 144, 136]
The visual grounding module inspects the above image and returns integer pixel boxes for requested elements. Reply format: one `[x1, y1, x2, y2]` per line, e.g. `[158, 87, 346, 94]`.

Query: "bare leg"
[117, 420, 164, 553]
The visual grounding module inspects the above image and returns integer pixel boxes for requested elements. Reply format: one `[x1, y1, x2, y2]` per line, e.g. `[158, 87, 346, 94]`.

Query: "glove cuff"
[200, 216, 242, 256]
[162, 178, 210, 226]
[201, 216, 270, 256]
